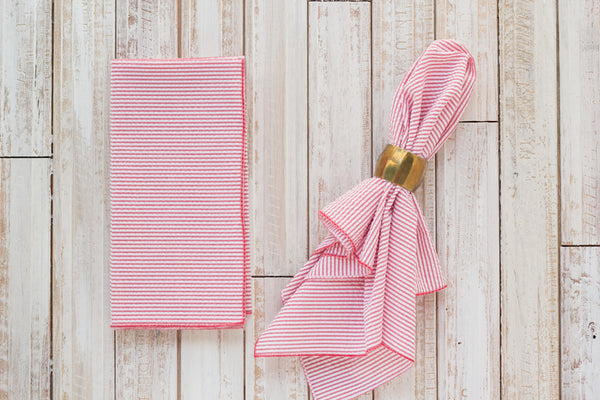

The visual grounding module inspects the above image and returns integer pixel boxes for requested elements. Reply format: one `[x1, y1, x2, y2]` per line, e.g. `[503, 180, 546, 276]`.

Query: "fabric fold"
[255, 39, 476, 399]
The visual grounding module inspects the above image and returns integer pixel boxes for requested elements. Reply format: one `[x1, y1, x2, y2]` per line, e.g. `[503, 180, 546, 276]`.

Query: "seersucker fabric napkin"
[110, 56, 250, 329]
[254, 40, 476, 399]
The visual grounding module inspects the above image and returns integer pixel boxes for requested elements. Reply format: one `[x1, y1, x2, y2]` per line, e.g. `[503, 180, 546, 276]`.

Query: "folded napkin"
[110, 56, 249, 329]
[254, 40, 476, 399]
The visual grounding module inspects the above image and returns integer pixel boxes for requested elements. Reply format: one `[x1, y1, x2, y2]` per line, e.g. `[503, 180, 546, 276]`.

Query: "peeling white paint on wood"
[246, 0, 309, 276]
[436, 0, 498, 121]
[436, 123, 500, 400]
[559, 0, 600, 245]
[561, 247, 600, 399]
[308, 1, 372, 249]
[0, 159, 51, 399]
[52, 0, 116, 398]
[0, 0, 52, 156]
[499, 0, 560, 397]
[180, 0, 243, 58]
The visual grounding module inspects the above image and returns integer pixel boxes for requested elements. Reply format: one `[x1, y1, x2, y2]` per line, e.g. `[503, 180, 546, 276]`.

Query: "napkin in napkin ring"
[254, 39, 477, 400]
[374, 144, 427, 192]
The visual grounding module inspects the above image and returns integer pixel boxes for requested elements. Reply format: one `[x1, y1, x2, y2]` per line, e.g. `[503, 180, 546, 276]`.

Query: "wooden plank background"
[0, 0, 598, 399]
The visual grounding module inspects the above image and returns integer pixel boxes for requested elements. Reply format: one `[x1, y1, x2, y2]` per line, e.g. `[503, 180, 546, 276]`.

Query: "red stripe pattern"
[254, 40, 476, 399]
[110, 57, 250, 329]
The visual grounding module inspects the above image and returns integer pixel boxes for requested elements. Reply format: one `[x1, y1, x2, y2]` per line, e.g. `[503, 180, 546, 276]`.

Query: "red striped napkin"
[110, 57, 250, 329]
[254, 40, 476, 399]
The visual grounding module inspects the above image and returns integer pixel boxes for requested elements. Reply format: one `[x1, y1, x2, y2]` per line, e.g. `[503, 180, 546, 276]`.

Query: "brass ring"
[374, 144, 427, 192]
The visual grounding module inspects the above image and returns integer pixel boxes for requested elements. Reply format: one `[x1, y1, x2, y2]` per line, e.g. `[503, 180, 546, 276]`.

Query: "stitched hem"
[111, 317, 246, 330]
[254, 340, 415, 363]
[416, 284, 448, 296]
[240, 57, 250, 316]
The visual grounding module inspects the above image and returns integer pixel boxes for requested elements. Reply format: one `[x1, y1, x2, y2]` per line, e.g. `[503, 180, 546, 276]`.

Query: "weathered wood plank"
[246, 0, 309, 276]
[116, 0, 178, 59]
[352, 393, 373, 400]
[180, 0, 243, 57]
[561, 247, 600, 399]
[499, 0, 560, 397]
[246, 278, 308, 399]
[558, 0, 600, 245]
[114, 1, 179, 398]
[436, 0, 498, 121]
[116, 331, 178, 400]
[52, 0, 115, 398]
[178, 2, 245, 398]
[0, 0, 52, 156]
[436, 123, 500, 400]
[308, 1, 371, 249]
[0, 159, 50, 399]
[413, 292, 437, 398]
[180, 330, 244, 400]
[371, 1, 437, 398]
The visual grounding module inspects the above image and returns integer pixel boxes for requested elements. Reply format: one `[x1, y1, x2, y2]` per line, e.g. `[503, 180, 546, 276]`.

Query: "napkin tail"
[300, 346, 414, 400]
[255, 193, 420, 361]
[254, 279, 371, 357]
[255, 180, 440, 360]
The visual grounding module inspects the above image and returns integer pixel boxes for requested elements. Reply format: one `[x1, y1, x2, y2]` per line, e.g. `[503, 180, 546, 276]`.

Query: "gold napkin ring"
[374, 144, 427, 192]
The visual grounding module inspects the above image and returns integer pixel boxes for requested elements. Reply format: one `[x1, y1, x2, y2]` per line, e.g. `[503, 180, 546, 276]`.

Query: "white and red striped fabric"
[254, 40, 476, 399]
[110, 56, 250, 329]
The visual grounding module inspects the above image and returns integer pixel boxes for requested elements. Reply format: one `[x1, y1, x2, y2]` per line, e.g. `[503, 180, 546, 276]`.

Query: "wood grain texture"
[180, 330, 244, 399]
[371, 1, 437, 398]
[499, 0, 560, 398]
[114, 1, 179, 398]
[246, 0, 309, 276]
[0, 159, 50, 399]
[0, 0, 52, 156]
[308, 1, 371, 249]
[180, 0, 243, 58]
[436, 0, 498, 121]
[246, 278, 308, 399]
[116, 0, 178, 59]
[561, 247, 600, 399]
[178, 2, 245, 399]
[559, 0, 600, 245]
[349, 392, 373, 400]
[52, 0, 115, 398]
[436, 123, 500, 400]
[116, 331, 178, 400]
